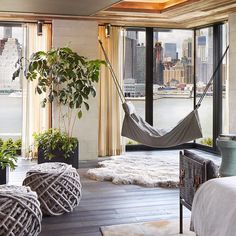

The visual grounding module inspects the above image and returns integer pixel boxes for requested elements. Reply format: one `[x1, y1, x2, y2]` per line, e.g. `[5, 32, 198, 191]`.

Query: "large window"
[152, 29, 194, 132]
[124, 23, 228, 151]
[222, 23, 229, 134]
[124, 29, 146, 144]
[195, 27, 213, 146]
[124, 29, 146, 118]
[0, 25, 25, 140]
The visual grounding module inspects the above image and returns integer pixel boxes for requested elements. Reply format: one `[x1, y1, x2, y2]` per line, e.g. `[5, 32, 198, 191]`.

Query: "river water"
[0, 94, 215, 142]
[128, 96, 214, 142]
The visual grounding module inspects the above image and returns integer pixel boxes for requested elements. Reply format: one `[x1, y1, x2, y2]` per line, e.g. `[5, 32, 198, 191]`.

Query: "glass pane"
[0, 25, 24, 141]
[222, 23, 229, 134]
[153, 29, 194, 134]
[195, 27, 213, 146]
[124, 29, 146, 144]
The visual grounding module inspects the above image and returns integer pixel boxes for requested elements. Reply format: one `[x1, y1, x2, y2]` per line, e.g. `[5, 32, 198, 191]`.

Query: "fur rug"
[87, 152, 179, 188]
[100, 219, 195, 236]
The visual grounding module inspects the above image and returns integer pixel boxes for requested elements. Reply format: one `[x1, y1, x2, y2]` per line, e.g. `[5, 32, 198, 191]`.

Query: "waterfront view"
[123, 26, 227, 146]
[0, 93, 213, 143]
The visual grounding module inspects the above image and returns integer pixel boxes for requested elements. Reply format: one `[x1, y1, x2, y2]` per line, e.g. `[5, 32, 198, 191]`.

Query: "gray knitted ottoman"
[23, 162, 82, 216]
[0, 185, 42, 236]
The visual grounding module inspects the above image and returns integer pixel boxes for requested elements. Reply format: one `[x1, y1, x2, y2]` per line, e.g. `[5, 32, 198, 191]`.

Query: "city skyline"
[136, 29, 193, 58]
[123, 28, 226, 98]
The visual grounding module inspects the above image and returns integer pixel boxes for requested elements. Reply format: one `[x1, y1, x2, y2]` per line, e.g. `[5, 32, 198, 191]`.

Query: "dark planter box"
[16, 149, 21, 156]
[38, 141, 79, 169]
[0, 165, 9, 185]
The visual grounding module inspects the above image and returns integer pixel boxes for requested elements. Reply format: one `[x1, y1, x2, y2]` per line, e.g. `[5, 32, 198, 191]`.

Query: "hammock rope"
[196, 45, 229, 108]
[99, 39, 126, 104]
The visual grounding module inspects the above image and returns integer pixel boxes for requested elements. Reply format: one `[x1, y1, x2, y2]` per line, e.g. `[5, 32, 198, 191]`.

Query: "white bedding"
[191, 176, 236, 236]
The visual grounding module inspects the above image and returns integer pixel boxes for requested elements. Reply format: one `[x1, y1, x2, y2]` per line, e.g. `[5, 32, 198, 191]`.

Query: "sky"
[0, 26, 24, 44]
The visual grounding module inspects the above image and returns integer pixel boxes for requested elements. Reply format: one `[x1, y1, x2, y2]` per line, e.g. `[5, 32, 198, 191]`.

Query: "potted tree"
[0, 140, 17, 185]
[14, 47, 104, 168]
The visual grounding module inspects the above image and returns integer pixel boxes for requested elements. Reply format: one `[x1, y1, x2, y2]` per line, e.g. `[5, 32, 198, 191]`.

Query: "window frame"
[125, 23, 227, 154]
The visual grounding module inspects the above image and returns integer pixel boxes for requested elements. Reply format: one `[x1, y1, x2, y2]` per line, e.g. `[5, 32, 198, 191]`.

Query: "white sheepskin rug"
[87, 152, 179, 188]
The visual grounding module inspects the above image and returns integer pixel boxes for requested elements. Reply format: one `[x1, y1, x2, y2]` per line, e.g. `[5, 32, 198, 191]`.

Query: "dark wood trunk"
[38, 141, 79, 169]
[0, 165, 9, 185]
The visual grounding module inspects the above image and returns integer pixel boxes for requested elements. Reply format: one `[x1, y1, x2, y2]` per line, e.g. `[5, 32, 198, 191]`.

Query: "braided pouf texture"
[0, 185, 42, 236]
[23, 162, 82, 216]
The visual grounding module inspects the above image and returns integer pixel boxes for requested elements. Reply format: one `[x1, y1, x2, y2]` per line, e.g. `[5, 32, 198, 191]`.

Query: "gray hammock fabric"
[121, 102, 203, 148]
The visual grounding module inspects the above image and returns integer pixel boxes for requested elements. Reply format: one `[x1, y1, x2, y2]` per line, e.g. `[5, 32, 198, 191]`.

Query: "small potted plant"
[33, 129, 78, 168]
[14, 47, 104, 168]
[0, 140, 17, 185]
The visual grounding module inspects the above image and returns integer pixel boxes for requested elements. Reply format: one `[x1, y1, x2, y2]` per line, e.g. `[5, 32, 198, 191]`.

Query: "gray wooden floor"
[9, 150, 219, 236]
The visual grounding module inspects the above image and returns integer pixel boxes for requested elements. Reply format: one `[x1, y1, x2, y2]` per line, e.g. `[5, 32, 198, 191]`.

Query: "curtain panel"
[98, 26, 124, 156]
[22, 23, 52, 158]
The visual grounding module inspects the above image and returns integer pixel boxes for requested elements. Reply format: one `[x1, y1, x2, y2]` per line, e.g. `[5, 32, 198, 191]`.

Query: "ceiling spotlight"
[37, 20, 44, 36]
[105, 23, 111, 38]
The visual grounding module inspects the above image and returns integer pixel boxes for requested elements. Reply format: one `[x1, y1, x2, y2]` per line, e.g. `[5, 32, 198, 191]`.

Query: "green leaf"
[36, 86, 42, 94]
[69, 101, 74, 109]
[84, 102, 89, 111]
[77, 110, 82, 119]
[90, 87, 96, 97]
[12, 68, 20, 80]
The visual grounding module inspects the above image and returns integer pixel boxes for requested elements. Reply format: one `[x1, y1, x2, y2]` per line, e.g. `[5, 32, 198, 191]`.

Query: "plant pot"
[0, 165, 9, 185]
[16, 149, 21, 156]
[38, 141, 79, 169]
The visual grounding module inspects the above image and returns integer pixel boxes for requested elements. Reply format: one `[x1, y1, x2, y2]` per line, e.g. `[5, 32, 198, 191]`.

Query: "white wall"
[52, 19, 99, 161]
[228, 13, 236, 133]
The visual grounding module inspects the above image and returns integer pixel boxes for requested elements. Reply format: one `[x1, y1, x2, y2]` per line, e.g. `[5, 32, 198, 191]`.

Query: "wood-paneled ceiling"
[0, 0, 235, 28]
[94, 0, 236, 28]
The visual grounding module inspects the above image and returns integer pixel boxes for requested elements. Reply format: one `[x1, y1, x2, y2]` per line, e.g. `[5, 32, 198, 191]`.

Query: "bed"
[191, 176, 236, 236]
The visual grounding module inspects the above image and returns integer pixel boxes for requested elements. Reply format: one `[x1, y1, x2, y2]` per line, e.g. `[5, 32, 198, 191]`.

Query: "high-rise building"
[182, 38, 193, 84]
[153, 42, 164, 85]
[4, 27, 12, 38]
[183, 64, 193, 84]
[124, 31, 145, 85]
[182, 38, 192, 60]
[164, 43, 177, 61]
[0, 38, 22, 91]
[197, 36, 207, 62]
[124, 36, 136, 80]
[134, 45, 145, 84]
[196, 29, 213, 84]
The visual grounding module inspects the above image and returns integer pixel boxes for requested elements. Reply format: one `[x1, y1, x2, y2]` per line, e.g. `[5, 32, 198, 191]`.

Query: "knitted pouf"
[23, 162, 82, 216]
[0, 185, 42, 236]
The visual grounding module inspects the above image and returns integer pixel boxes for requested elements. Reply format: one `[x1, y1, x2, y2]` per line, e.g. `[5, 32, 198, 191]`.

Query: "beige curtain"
[98, 26, 124, 156]
[22, 23, 52, 158]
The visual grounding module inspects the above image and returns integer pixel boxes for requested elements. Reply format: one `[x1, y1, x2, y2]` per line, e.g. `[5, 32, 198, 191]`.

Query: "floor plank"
[8, 149, 218, 236]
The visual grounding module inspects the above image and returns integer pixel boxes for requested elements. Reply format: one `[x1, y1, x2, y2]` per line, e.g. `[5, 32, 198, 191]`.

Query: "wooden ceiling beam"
[107, 0, 189, 13]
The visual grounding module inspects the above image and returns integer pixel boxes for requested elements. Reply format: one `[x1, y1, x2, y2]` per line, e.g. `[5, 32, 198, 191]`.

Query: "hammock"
[99, 39, 229, 148]
[122, 102, 202, 148]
